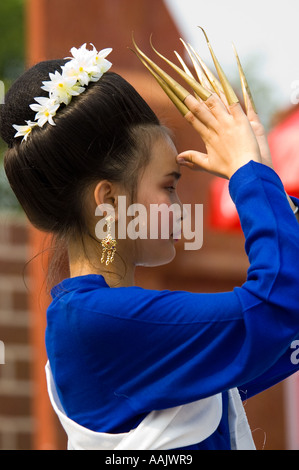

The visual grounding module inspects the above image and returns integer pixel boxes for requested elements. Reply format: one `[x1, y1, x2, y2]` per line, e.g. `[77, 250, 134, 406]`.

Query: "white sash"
[45, 361, 255, 450]
[227, 388, 256, 450]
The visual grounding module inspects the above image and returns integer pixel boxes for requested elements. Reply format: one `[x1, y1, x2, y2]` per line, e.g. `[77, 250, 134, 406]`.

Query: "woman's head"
[0, 52, 182, 283]
[1, 57, 165, 232]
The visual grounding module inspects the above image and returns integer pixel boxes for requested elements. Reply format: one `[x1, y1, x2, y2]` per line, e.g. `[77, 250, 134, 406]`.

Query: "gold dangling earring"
[101, 215, 117, 266]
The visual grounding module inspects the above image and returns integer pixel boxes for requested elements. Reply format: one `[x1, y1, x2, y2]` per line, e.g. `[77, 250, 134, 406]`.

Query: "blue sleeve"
[63, 162, 299, 415]
[238, 347, 299, 401]
[237, 194, 299, 399]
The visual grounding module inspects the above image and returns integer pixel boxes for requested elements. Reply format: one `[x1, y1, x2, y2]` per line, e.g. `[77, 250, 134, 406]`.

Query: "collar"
[51, 274, 110, 299]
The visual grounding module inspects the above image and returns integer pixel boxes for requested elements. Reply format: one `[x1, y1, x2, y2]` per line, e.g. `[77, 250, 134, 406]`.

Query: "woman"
[1, 43, 299, 450]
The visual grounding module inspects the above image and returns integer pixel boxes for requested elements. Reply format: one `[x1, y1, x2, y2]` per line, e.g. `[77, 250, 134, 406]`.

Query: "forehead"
[146, 132, 179, 176]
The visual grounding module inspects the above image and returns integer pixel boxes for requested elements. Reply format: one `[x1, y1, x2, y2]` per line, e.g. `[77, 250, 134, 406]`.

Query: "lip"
[171, 231, 181, 241]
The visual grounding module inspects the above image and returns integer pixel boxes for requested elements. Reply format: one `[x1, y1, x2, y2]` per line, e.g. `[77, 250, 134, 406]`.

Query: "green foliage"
[0, 0, 25, 212]
[0, 0, 25, 79]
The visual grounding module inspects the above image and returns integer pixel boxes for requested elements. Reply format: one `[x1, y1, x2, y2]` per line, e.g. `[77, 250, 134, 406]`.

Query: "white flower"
[93, 47, 113, 66]
[68, 43, 95, 64]
[66, 44, 112, 83]
[13, 120, 38, 141]
[64, 43, 94, 86]
[29, 97, 60, 127]
[63, 59, 91, 87]
[88, 46, 112, 81]
[41, 70, 83, 105]
[12, 43, 112, 143]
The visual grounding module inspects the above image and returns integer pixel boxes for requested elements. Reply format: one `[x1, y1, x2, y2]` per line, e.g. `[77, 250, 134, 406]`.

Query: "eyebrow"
[164, 171, 182, 180]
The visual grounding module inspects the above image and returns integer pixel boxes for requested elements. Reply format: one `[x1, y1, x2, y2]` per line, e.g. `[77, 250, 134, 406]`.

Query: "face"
[130, 132, 183, 267]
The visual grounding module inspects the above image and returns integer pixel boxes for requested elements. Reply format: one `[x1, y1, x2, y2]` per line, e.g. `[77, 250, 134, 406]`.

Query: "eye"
[165, 186, 176, 193]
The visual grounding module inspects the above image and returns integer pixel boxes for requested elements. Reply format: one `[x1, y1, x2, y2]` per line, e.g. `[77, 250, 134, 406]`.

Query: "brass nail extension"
[184, 40, 223, 94]
[131, 34, 190, 103]
[179, 38, 214, 92]
[232, 43, 257, 114]
[174, 50, 194, 79]
[150, 37, 211, 101]
[198, 26, 239, 105]
[174, 51, 202, 100]
[131, 48, 189, 116]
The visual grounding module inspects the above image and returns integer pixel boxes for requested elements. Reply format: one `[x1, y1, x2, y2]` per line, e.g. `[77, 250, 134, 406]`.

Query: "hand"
[177, 94, 262, 179]
[246, 98, 274, 169]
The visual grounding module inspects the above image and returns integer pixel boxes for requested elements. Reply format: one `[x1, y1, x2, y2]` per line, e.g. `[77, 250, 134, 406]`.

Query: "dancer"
[1, 39, 299, 450]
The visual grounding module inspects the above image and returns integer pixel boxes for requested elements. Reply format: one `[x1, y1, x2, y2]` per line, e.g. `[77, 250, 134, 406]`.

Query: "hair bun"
[0, 60, 66, 147]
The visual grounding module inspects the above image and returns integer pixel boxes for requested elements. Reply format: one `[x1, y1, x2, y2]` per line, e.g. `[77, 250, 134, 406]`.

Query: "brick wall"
[0, 214, 33, 450]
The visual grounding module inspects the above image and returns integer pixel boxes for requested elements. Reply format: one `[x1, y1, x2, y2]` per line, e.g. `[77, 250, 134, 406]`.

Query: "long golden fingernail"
[131, 34, 190, 103]
[174, 51, 202, 100]
[150, 37, 211, 101]
[179, 39, 214, 92]
[185, 41, 223, 95]
[232, 43, 257, 113]
[174, 50, 194, 78]
[131, 49, 189, 116]
[198, 26, 239, 105]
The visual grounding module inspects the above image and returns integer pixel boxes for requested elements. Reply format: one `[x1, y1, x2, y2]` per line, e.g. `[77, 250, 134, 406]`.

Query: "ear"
[94, 180, 121, 222]
[94, 180, 114, 206]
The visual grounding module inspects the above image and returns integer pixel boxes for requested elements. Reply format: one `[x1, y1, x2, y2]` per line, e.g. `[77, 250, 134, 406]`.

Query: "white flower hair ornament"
[13, 43, 112, 142]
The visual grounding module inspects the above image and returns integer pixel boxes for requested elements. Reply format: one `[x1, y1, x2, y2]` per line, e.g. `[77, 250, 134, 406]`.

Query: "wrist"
[229, 155, 262, 180]
[228, 160, 283, 204]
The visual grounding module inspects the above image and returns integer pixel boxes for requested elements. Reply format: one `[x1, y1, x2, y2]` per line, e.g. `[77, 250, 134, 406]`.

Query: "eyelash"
[165, 186, 176, 193]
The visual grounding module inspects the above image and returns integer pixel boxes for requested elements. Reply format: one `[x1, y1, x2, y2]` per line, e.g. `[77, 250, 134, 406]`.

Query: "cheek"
[136, 189, 181, 239]
[131, 195, 178, 267]
[141, 201, 172, 239]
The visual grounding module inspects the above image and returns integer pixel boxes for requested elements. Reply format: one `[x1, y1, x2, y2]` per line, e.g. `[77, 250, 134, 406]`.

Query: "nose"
[181, 205, 188, 222]
[175, 196, 185, 223]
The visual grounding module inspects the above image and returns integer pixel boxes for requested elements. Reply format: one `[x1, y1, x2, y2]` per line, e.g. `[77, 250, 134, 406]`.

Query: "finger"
[227, 101, 247, 121]
[204, 92, 230, 118]
[189, 90, 232, 123]
[217, 90, 229, 110]
[177, 151, 229, 178]
[184, 94, 218, 130]
[177, 150, 210, 172]
[246, 95, 259, 121]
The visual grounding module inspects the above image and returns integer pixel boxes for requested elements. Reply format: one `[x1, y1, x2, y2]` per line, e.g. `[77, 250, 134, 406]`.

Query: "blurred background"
[0, 0, 298, 450]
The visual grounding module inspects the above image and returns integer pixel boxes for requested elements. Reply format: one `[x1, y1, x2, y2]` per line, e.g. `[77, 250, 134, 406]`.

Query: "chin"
[137, 242, 176, 267]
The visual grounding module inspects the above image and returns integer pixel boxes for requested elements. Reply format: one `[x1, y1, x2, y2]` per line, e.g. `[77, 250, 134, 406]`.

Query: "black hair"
[0, 58, 166, 285]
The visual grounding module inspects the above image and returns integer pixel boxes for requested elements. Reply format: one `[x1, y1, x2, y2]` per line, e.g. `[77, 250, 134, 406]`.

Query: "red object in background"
[209, 178, 241, 232]
[209, 105, 299, 231]
[268, 106, 299, 199]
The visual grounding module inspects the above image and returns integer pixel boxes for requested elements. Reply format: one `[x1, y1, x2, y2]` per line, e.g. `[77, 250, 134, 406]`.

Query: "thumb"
[176, 150, 209, 172]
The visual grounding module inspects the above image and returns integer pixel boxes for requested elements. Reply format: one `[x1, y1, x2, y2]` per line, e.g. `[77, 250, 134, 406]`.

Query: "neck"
[68, 237, 135, 287]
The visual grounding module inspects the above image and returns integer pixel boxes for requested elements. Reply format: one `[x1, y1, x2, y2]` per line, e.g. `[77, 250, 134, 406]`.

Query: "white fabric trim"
[228, 388, 256, 450]
[45, 361, 255, 450]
